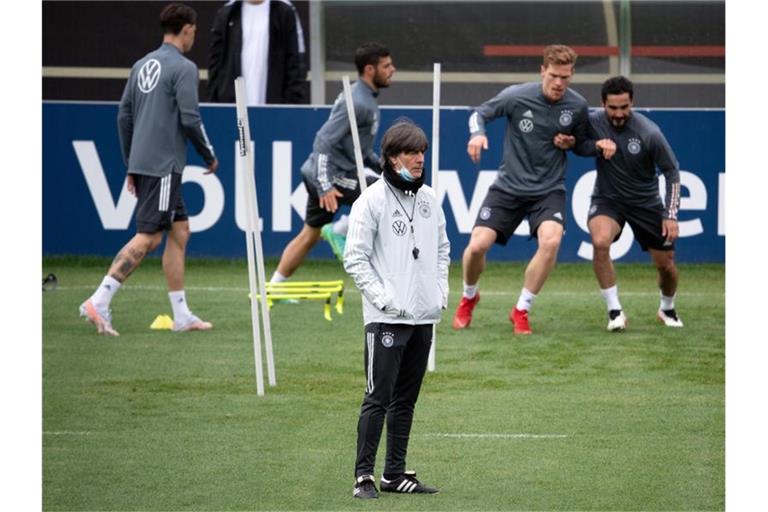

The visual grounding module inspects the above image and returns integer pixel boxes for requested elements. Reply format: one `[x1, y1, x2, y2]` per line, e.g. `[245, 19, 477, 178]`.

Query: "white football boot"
[657, 309, 684, 327]
[79, 299, 119, 336]
[606, 309, 627, 332]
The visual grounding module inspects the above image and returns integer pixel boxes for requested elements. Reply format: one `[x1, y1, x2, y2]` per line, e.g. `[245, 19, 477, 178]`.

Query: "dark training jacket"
[208, 0, 308, 104]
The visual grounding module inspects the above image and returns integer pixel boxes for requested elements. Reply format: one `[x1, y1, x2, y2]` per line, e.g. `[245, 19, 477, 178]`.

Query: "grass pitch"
[42, 257, 724, 511]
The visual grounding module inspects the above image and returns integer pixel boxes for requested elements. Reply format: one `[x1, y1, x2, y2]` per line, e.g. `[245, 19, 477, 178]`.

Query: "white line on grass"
[55, 285, 723, 297]
[57, 285, 248, 292]
[43, 431, 92, 436]
[457, 290, 723, 297]
[423, 433, 568, 439]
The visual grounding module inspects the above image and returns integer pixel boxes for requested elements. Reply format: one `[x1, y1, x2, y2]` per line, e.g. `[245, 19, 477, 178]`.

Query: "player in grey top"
[118, 38, 215, 176]
[468, 81, 593, 196]
[452, 44, 615, 335]
[586, 76, 683, 331]
[300, 77, 381, 197]
[270, 43, 395, 285]
[79, 3, 218, 336]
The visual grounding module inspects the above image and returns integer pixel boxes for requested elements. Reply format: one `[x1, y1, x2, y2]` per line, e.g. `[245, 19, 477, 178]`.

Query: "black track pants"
[354, 322, 432, 477]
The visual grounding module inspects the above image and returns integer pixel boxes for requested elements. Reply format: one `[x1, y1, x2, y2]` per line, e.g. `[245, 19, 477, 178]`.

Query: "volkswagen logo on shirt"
[392, 220, 408, 236]
[137, 59, 162, 93]
[519, 118, 534, 133]
[559, 110, 574, 126]
[628, 138, 642, 155]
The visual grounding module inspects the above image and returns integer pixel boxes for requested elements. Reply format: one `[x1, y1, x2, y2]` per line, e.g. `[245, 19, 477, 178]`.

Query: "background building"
[43, 0, 724, 107]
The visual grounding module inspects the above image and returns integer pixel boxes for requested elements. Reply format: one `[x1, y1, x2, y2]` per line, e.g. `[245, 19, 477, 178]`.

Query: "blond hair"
[542, 45, 577, 67]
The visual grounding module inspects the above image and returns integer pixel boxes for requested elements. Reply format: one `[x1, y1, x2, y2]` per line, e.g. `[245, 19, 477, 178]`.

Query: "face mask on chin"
[384, 158, 424, 194]
[397, 164, 417, 182]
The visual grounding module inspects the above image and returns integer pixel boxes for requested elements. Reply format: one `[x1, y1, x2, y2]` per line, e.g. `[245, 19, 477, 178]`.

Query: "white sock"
[660, 292, 676, 311]
[463, 282, 478, 300]
[516, 288, 537, 311]
[333, 215, 349, 236]
[600, 285, 622, 311]
[270, 271, 288, 283]
[91, 276, 121, 310]
[169, 290, 192, 321]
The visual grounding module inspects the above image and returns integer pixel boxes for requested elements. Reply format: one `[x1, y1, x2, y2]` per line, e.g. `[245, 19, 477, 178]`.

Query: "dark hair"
[160, 3, 197, 35]
[355, 42, 390, 75]
[601, 75, 634, 102]
[380, 119, 429, 165]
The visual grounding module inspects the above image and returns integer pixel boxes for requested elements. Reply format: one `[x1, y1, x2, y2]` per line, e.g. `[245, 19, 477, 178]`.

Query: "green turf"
[42, 256, 724, 511]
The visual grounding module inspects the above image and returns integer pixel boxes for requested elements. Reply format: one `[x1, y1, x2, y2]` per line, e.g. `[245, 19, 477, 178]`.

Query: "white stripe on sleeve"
[318, 153, 330, 191]
[469, 112, 479, 133]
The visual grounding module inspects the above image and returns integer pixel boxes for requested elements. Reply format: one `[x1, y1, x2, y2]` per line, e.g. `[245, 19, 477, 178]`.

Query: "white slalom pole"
[245, 132, 277, 388]
[428, 63, 441, 373]
[235, 78, 265, 395]
[342, 75, 367, 192]
[239, 79, 276, 387]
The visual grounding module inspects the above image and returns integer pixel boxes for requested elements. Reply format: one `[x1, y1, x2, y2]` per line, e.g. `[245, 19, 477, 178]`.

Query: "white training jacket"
[344, 178, 450, 326]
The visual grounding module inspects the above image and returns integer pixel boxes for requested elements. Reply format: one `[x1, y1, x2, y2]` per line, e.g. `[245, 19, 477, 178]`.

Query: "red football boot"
[510, 307, 532, 335]
[452, 293, 480, 329]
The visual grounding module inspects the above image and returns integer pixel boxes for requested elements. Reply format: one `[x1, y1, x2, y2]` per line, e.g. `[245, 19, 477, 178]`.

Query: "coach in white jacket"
[344, 120, 450, 499]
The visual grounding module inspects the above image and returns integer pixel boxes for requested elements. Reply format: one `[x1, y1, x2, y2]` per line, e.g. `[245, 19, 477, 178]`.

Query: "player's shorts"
[474, 185, 567, 245]
[304, 174, 379, 228]
[132, 173, 188, 234]
[588, 196, 674, 251]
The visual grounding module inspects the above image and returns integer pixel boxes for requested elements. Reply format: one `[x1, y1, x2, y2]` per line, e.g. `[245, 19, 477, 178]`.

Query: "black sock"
[383, 472, 402, 481]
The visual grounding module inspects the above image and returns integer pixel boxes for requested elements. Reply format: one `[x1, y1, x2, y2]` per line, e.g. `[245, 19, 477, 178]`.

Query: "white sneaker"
[79, 299, 119, 336]
[172, 314, 213, 332]
[657, 309, 684, 327]
[606, 309, 627, 332]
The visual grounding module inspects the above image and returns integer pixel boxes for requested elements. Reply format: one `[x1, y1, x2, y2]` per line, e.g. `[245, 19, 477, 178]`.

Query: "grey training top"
[300, 80, 379, 195]
[469, 81, 593, 196]
[117, 43, 216, 177]
[588, 110, 680, 219]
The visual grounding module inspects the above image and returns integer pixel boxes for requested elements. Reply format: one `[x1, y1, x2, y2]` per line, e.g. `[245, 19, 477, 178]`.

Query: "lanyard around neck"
[384, 181, 420, 260]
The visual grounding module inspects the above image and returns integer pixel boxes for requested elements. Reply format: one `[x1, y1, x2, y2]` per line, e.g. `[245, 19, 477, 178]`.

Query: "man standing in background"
[208, 0, 308, 105]
[79, 3, 218, 336]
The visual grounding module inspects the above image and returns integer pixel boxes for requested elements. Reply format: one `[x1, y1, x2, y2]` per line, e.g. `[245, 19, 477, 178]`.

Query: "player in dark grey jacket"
[79, 3, 218, 336]
[452, 45, 615, 335]
[270, 43, 394, 285]
[587, 76, 683, 331]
